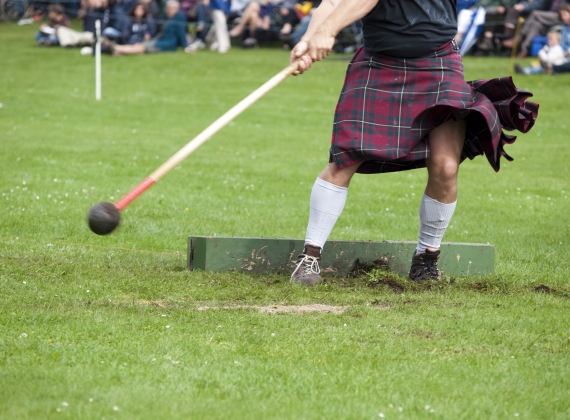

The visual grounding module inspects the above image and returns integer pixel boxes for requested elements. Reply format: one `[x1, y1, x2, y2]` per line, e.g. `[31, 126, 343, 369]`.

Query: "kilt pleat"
[330, 42, 539, 174]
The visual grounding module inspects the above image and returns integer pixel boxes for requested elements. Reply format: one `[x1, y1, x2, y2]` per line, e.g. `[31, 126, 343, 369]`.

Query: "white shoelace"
[291, 255, 320, 279]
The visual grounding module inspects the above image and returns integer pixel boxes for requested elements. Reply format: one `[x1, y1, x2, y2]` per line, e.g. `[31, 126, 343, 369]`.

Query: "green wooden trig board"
[188, 236, 494, 277]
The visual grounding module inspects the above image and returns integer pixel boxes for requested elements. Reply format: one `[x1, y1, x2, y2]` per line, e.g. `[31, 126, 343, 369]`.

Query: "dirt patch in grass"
[135, 299, 168, 308]
[124, 300, 347, 313]
[197, 304, 348, 314]
[369, 300, 391, 310]
[412, 330, 436, 339]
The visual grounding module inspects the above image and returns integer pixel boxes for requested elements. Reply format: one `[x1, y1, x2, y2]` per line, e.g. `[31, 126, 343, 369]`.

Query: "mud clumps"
[350, 256, 407, 293]
[534, 284, 552, 293]
[350, 256, 389, 276]
[532, 284, 570, 299]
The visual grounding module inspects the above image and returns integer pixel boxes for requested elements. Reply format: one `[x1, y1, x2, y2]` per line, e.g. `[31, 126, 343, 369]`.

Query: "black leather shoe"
[408, 248, 441, 282]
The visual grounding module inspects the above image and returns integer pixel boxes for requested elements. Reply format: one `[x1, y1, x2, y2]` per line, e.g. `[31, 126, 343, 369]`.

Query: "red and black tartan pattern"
[330, 41, 539, 174]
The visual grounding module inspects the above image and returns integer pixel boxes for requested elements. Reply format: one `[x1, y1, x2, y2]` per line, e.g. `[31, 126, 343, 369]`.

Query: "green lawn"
[1, 22, 570, 419]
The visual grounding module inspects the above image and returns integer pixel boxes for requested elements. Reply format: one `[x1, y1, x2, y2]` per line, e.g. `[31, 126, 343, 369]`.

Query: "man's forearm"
[300, 0, 339, 41]
[303, 0, 379, 41]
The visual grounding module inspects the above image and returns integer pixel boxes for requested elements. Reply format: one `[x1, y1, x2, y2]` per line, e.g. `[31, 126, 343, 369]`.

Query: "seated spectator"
[186, 0, 212, 50]
[109, 0, 188, 55]
[34, 3, 70, 46]
[549, 8, 570, 72]
[281, 0, 320, 49]
[501, 0, 558, 49]
[79, 0, 107, 34]
[228, 0, 312, 47]
[126, 2, 157, 44]
[228, 0, 274, 44]
[56, 0, 102, 47]
[209, 0, 231, 52]
[277, 0, 300, 37]
[185, 0, 230, 52]
[101, 0, 131, 44]
[514, 2, 570, 57]
[514, 29, 566, 72]
[227, 0, 251, 23]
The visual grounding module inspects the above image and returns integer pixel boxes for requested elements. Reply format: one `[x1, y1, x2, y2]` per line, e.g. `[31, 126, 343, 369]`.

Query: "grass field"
[1, 22, 570, 419]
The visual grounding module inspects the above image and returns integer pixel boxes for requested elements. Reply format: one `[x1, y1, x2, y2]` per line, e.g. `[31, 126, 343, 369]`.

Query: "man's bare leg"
[229, 2, 260, 38]
[317, 161, 360, 188]
[113, 43, 145, 56]
[425, 118, 466, 203]
[410, 118, 466, 282]
[281, 22, 292, 35]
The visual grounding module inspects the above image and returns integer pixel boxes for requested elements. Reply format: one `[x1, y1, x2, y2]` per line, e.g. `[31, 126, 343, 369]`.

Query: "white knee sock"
[305, 177, 348, 249]
[416, 193, 456, 253]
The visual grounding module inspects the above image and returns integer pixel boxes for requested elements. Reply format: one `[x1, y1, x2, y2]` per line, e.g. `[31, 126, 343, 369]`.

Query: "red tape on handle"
[115, 177, 156, 211]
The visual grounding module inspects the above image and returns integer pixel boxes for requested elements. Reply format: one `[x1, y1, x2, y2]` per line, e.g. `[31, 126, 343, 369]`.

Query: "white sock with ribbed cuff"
[304, 177, 348, 250]
[416, 193, 456, 253]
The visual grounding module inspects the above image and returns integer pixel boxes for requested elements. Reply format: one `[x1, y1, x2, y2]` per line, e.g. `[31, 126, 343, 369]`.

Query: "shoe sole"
[292, 277, 322, 286]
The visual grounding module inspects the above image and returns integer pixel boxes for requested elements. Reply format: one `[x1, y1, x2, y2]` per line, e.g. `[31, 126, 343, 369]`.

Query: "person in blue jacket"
[126, 1, 157, 44]
[110, 0, 188, 54]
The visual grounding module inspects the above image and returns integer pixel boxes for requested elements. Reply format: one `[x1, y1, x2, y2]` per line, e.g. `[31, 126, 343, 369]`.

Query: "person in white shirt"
[514, 30, 567, 74]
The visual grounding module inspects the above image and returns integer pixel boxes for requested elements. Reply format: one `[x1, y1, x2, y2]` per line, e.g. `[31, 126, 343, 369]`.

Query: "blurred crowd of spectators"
[456, 0, 570, 74]
[15, 0, 570, 73]
[23, 0, 360, 55]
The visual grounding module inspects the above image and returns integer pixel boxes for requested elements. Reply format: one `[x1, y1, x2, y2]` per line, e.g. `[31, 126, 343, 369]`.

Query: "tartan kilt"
[331, 41, 539, 174]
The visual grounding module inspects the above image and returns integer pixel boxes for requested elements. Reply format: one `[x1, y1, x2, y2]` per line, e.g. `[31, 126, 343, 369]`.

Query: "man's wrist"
[314, 19, 339, 39]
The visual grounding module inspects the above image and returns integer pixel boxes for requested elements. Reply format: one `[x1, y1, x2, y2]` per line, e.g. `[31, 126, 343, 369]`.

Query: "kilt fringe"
[465, 77, 539, 171]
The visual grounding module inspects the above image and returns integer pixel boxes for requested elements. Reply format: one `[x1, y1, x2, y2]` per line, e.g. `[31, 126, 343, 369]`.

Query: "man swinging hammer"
[289, 0, 538, 284]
